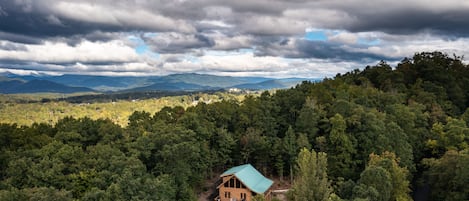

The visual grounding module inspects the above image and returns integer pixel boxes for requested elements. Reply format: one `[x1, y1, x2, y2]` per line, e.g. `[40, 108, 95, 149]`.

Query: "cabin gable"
[216, 164, 273, 201]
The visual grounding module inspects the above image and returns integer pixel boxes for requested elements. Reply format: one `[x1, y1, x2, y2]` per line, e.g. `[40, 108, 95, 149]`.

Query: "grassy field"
[0, 92, 100, 103]
[0, 92, 247, 127]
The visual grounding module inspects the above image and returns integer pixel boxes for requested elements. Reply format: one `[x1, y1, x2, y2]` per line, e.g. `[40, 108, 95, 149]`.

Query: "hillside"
[128, 82, 215, 92]
[0, 52, 467, 201]
[1, 73, 313, 93]
[148, 73, 271, 88]
[0, 78, 95, 94]
[232, 79, 286, 89]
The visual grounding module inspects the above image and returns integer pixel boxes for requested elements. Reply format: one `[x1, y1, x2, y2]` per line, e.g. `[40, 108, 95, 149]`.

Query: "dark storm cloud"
[344, 8, 469, 36]
[53, 32, 123, 46]
[0, 32, 43, 45]
[252, 36, 298, 57]
[215, 0, 286, 15]
[252, 36, 393, 62]
[0, 2, 95, 38]
[0, 0, 195, 43]
[295, 40, 393, 62]
[305, 1, 469, 37]
[144, 33, 215, 54]
[3, 1, 469, 36]
[2, 0, 469, 42]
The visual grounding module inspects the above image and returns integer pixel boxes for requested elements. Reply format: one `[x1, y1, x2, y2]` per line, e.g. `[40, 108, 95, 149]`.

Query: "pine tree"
[288, 148, 332, 201]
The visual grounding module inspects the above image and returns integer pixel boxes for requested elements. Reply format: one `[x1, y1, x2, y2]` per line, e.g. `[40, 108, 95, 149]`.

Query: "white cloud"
[0, 40, 140, 64]
[156, 50, 368, 78]
[328, 32, 358, 44]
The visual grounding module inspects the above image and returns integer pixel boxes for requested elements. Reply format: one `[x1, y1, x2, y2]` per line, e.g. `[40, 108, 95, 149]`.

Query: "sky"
[1, 0, 469, 78]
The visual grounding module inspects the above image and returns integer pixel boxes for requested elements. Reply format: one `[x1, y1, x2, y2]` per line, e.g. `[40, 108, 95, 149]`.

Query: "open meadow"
[0, 92, 247, 126]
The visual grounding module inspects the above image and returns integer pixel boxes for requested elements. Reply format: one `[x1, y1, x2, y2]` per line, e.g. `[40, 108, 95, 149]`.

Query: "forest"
[0, 51, 468, 201]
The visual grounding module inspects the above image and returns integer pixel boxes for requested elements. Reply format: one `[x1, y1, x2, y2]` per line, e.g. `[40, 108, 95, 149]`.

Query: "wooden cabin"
[216, 164, 273, 201]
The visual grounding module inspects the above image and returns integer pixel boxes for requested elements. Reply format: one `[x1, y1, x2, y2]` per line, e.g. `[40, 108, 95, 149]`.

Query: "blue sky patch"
[135, 44, 148, 54]
[305, 31, 328, 41]
[128, 35, 148, 55]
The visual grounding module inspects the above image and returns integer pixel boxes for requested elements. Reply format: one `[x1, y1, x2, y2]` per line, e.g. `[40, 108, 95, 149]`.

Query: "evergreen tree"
[288, 148, 331, 201]
[328, 113, 356, 180]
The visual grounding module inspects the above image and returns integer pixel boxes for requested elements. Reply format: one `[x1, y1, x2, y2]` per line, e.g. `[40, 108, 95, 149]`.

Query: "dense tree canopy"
[0, 51, 468, 200]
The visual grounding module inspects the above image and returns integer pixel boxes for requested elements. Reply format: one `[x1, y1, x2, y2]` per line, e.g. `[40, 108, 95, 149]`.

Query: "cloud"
[143, 33, 215, 54]
[3, 0, 469, 39]
[0, 41, 27, 51]
[0, 0, 195, 41]
[2, 0, 469, 78]
[0, 40, 140, 64]
[50, 2, 195, 33]
[239, 15, 310, 35]
[159, 50, 366, 78]
[319, 0, 469, 36]
[209, 33, 253, 50]
[328, 32, 358, 45]
[296, 40, 392, 62]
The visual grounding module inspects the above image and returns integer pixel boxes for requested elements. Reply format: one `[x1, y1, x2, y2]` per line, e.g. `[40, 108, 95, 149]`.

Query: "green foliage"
[358, 166, 392, 201]
[368, 152, 412, 201]
[426, 117, 469, 156]
[283, 126, 298, 182]
[295, 97, 321, 139]
[351, 152, 412, 201]
[328, 113, 356, 179]
[422, 149, 469, 201]
[1, 51, 468, 200]
[0, 187, 73, 201]
[288, 148, 331, 201]
[252, 194, 266, 201]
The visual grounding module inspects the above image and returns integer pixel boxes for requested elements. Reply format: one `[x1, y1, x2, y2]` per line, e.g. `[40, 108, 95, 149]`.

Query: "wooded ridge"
[0, 51, 468, 201]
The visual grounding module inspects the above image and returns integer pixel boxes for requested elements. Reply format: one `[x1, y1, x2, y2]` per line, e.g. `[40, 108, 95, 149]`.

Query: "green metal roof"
[220, 164, 273, 194]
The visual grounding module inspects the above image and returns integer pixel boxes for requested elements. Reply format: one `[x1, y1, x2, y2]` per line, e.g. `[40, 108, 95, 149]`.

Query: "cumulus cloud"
[0, 40, 139, 64]
[329, 32, 359, 45]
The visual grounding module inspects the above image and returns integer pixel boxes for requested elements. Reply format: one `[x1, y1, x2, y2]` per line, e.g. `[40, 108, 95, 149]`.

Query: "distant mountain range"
[0, 73, 320, 94]
[0, 77, 95, 94]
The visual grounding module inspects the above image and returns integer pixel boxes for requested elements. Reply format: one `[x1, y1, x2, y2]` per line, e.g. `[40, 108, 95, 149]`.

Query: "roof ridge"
[220, 164, 273, 194]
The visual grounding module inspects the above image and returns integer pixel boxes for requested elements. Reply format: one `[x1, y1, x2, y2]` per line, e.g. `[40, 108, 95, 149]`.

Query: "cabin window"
[229, 178, 235, 187]
[236, 179, 241, 188]
[224, 192, 231, 198]
[241, 193, 247, 199]
[224, 181, 228, 187]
